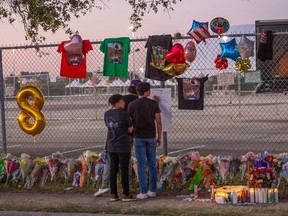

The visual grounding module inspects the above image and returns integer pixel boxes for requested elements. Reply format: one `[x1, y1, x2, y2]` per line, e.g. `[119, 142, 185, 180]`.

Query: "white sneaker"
[94, 188, 109, 197]
[136, 193, 148, 200]
[147, 191, 156, 197]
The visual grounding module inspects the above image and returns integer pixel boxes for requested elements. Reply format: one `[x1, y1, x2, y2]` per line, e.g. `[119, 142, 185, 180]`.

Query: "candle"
[232, 191, 238, 204]
[268, 188, 273, 203]
[258, 189, 263, 203]
[274, 188, 279, 203]
[255, 188, 259, 203]
[241, 189, 246, 203]
[249, 188, 255, 203]
[263, 188, 268, 203]
[211, 185, 215, 200]
[194, 185, 198, 199]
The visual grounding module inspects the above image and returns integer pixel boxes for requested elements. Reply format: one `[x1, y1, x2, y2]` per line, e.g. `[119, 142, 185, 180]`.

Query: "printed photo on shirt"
[67, 53, 83, 66]
[150, 46, 168, 69]
[108, 42, 123, 64]
[183, 78, 200, 100]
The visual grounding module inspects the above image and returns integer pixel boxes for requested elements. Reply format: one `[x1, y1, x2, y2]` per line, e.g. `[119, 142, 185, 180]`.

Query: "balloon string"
[33, 136, 37, 142]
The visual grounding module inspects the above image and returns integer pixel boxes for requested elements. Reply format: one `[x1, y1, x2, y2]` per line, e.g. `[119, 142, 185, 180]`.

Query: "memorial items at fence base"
[145, 34, 173, 81]
[214, 55, 228, 70]
[210, 17, 230, 35]
[2, 150, 288, 205]
[236, 35, 254, 59]
[100, 37, 130, 78]
[58, 35, 93, 78]
[235, 58, 252, 72]
[187, 20, 211, 44]
[16, 86, 46, 138]
[184, 41, 197, 63]
[257, 30, 274, 61]
[220, 38, 240, 61]
[176, 76, 208, 110]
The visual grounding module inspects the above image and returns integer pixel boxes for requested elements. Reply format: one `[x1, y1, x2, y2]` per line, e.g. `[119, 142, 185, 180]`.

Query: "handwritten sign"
[217, 72, 235, 86]
[244, 70, 262, 83]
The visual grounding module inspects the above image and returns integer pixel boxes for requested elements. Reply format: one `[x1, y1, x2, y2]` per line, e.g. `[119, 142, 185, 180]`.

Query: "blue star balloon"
[220, 38, 240, 61]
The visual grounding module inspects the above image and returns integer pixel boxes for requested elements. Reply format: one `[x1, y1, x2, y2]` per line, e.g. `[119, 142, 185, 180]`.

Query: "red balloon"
[214, 54, 228, 70]
[184, 41, 196, 63]
[165, 43, 186, 64]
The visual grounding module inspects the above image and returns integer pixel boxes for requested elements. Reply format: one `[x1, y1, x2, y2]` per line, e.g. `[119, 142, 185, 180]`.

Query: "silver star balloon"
[236, 35, 254, 59]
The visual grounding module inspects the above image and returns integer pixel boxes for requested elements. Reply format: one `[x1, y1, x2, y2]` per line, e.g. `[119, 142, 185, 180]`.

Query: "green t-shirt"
[100, 37, 130, 78]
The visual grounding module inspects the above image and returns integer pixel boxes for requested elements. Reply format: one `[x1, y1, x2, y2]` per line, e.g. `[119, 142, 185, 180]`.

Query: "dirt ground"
[0, 186, 288, 216]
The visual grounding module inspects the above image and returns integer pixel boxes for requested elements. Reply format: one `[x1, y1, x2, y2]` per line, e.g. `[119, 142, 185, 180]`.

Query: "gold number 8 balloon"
[16, 86, 46, 137]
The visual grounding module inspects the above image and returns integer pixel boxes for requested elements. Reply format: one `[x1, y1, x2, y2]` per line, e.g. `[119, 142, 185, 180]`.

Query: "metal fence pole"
[160, 81, 168, 155]
[0, 49, 7, 154]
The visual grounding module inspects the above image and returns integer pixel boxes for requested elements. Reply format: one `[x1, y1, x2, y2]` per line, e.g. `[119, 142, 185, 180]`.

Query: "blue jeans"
[134, 138, 157, 194]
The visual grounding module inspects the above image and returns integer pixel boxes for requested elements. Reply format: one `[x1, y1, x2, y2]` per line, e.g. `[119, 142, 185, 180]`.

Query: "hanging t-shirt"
[57, 40, 93, 78]
[145, 35, 173, 81]
[176, 77, 208, 110]
[100, 37, 130, 78]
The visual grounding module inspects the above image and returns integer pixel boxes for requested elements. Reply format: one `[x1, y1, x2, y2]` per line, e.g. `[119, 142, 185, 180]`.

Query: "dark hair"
[128, 86, 137, 94]
[108, 94, 123, 106]
[136, 82, 150, 96]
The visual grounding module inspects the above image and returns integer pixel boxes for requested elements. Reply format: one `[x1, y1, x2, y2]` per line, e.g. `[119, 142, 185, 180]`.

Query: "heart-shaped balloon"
[162, 63, 187, 76]
[165, 43, 186, 64]
[184, 41, 197, 63]
[64, 34, 83, 55]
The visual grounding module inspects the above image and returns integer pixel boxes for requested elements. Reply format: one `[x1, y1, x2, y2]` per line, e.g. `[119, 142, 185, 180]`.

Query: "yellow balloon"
[16, 86, 46, 137]
[162, 63, 187, 76]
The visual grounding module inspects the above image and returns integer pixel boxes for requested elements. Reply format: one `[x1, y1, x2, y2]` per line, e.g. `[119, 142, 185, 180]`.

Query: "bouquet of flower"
[79, 155, 88, 187]
[25, 157, 46, 189]
[157, 156, 178, 190]
[191, 151, 201, 170]
[264, 152, 283, 187]
[4, 154, 20, 185]
[20, 154, 35, 181]
[217, 155, 232, 183]
[0, 154, 5, 182]
[67, 159, 79, 181]
[72, 170, 81, 187]
[241, 151, 255, 182]
[248, 167, 276, 188]
[48, 158, 61, 181]
[279, 152, 288, 164]
[201, 154, 217, 189]
[229, 158, 241, 182]
[282, 162, 288, 183]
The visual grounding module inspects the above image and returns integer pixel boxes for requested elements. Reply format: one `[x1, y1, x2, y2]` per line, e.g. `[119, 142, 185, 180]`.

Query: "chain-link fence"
[1, 32, 288, 158]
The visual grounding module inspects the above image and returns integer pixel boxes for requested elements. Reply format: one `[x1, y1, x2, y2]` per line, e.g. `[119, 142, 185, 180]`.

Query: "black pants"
[109, 152, 131, 196]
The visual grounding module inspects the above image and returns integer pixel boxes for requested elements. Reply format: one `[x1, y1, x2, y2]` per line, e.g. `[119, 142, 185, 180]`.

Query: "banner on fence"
[150, 88, 172, 132]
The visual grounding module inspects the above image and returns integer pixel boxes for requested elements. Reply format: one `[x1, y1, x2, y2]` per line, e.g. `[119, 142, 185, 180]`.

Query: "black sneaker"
[111, 194, 119, 202]
[122, 194, 136, 202]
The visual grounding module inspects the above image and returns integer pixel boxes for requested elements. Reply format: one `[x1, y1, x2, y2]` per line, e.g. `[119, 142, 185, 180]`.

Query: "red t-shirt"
[57, 40, 93, 78]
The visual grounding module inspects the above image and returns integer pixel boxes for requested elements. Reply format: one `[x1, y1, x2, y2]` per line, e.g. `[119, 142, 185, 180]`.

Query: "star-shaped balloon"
[187, 20, 210, 44]
[236, 35, 254, 59]
[220, 38, 240, 61]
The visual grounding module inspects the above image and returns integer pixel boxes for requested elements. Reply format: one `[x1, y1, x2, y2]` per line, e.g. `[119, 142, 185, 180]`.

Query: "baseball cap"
[130, 79, 142, 87]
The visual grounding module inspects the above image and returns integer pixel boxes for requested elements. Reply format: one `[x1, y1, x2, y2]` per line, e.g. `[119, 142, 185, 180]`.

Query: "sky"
[0, 0, 288, 45]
